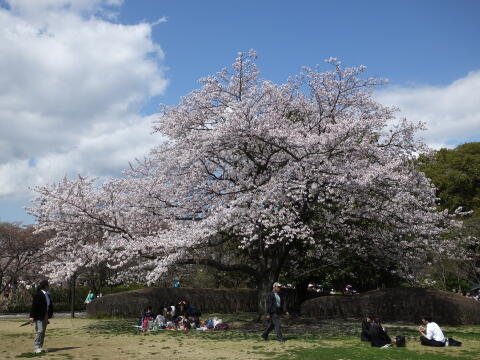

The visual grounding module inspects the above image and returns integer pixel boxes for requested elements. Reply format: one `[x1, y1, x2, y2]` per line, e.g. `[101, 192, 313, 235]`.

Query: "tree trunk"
[70, 274, 76, 319]
[255, 244, 289, 317]
[295, 280, 310, 306]
[257, 273, 278, 317]
[88, 270, 99, 294]
[439, 262, 447, 291]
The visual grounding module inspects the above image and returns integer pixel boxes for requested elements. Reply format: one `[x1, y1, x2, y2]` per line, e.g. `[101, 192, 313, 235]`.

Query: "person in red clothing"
[141, 306, 156, 331]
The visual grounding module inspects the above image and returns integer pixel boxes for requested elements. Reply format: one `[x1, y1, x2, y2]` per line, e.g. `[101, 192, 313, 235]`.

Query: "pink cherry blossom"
[29, 52, 463, 310]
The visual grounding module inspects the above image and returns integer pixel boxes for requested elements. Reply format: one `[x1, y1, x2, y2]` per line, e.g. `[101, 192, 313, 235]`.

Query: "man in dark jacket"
[261, 282, 289, 342]
[29, 280, 54, 353]
[360, 315, 374, 342]
[368, 320, 392, 347]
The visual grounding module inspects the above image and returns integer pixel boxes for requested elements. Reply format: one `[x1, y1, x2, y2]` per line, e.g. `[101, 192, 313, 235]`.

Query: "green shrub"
[1, 284, 146, 313]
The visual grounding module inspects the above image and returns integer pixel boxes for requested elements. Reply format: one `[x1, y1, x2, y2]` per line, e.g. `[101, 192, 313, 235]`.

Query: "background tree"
[31, 52, 461, 312]
[419, 142, 480, 212]
[0, 223, 47, 310]
[418, 142, 480, 290]
[280, 246, 405, 297]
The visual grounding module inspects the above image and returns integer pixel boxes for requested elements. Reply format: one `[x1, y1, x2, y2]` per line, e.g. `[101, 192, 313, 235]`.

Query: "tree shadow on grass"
[84, 316, 361, 340]
[82, 316, 480, 346]
[273, 345, 478, 360]
[83, 319, 137, 336]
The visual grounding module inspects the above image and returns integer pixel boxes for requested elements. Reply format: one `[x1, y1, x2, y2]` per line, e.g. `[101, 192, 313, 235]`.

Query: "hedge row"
[87, 287, 257, 316]
[301, 287, 480, 325]
[86, 287, 309, 317]
[1, 285, 145, 313]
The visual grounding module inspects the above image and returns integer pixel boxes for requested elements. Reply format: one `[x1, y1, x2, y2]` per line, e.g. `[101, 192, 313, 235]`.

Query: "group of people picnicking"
[306, 283, 359, 296]
[26, 279, 469, 354]
[452, 288, 480, 301]
[361, 314, 462, 348]
[136, 301, 229, 332]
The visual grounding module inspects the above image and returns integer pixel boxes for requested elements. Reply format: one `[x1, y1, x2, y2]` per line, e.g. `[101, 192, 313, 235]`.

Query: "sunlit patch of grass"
[274, 342, 479, 360]
[2, 316, 480, 360]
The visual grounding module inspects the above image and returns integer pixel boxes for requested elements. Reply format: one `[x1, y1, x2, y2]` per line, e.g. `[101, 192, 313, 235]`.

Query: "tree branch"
[177, 258, 259, 279]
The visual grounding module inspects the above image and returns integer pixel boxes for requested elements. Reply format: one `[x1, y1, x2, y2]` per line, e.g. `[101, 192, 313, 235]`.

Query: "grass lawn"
[1, 313, 479, 359]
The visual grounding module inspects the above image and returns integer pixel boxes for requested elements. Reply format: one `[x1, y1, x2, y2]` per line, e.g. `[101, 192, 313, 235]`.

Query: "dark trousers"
[420, 336, 445, 347]
[262, 313, 284, 340]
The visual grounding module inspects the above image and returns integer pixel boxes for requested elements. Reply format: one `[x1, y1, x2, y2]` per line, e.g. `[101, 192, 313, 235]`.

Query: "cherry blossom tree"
[30, 51, 461, 312]
[0, 223, 47, 309]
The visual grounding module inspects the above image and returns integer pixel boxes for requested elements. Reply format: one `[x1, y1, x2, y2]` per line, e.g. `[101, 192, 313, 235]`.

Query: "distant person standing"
[84, 290, 95, 304]
[29, 280, 54, 354]
[261, 282, 288, 342]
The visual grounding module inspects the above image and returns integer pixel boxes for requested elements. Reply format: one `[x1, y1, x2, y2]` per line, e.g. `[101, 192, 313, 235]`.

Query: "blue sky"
[126, 0, 480, 113]
[0, 0, 479, 224]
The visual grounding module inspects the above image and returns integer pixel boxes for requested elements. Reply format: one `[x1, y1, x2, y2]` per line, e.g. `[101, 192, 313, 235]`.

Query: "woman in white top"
[418, 315, 446, 347]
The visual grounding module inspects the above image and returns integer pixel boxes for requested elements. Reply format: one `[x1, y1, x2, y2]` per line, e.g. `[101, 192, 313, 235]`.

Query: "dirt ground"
[1, 315, 479, 360]
[0, 316, 312, 360]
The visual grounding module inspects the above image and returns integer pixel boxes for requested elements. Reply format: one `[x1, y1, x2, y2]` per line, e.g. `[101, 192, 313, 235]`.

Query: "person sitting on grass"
[154, 312, 166, 328]
[418, 315, 445, 347]
[164, 304, 176, 321]
[361, 315, 374, 342]
[174, 301, 190, 323]
[176, 300, 201, 327]
[368, 317, 395, 348]
[177, 300, 192, 316]
[141, 306, 156, 331]
[177, 316, 192, 330]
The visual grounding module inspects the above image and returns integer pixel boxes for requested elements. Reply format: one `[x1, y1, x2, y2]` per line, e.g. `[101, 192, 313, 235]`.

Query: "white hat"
[272, 282, 282, 288]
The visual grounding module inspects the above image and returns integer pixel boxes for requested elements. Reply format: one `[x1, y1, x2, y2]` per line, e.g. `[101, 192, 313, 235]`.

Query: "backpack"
[395, 335, 406, 347]
[447, 338, 462, 347]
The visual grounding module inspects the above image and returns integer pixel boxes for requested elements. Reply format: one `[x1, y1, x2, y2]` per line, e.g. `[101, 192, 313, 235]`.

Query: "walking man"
[261, 282, 289, 342]
[29, 280, 54, 353]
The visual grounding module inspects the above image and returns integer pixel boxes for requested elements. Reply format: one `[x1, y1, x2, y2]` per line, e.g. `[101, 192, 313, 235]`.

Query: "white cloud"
[376, 71, 480, 149]
[0, 1, 167, 199]
[0, 114, 162, 197]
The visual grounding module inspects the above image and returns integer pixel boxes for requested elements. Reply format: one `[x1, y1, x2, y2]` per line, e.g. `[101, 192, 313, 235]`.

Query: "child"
[141, 306, 156, 331]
